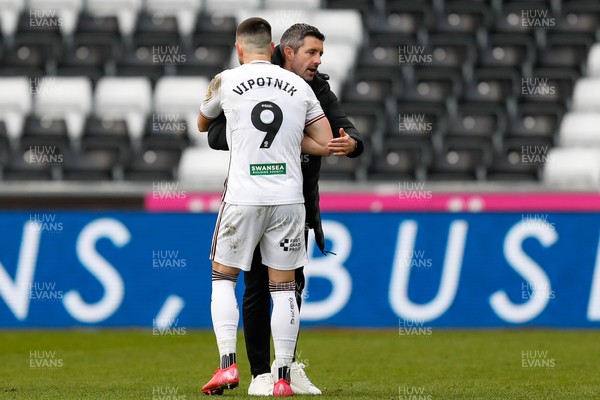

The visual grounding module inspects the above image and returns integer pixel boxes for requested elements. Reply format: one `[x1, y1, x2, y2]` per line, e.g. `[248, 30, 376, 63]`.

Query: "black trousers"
[242, 232, 307, 377]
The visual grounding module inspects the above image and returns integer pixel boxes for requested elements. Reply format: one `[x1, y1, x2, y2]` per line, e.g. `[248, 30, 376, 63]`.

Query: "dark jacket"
[207, 45, 364, 253]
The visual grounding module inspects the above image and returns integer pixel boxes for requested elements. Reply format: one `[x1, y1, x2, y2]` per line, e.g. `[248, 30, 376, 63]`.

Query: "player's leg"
[203, 261, 241, 395]
[203, 203, 263, 395]
[261, 203, 308, 396]
[243, 247, 272, 378]
[268, 267, 299, 397]
[285, 227, 322, 395]
[243, 246, 276, 395]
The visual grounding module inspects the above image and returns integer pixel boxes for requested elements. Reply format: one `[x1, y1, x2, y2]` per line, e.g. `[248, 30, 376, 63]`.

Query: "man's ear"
[235, 42, 243, 63]
[270, 41, 275, 55]
[283, 45, 294, 61]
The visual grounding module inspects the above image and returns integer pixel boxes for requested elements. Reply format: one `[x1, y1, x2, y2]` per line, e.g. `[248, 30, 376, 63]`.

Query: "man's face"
[287, 36, 323, 81]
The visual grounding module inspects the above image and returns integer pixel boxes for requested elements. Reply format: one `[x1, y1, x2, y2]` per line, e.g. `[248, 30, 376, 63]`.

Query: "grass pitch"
[1, 329, 599, 399]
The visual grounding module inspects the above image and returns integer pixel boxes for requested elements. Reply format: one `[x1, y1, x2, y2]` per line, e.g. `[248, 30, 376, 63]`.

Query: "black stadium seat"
[123, 149, 180, 181]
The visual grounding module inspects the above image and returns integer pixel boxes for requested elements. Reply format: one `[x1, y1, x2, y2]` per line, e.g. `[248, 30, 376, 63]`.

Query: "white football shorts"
[210, 202, 307, 271]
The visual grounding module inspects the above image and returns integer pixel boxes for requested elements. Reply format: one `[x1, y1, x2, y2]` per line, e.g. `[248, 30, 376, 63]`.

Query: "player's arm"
[302, 116, 332, 156]
[319, 79, 365, 158]
[197, 113, 214, 132]
[207, 113, 229, 151]
[197, 74, 223, 133]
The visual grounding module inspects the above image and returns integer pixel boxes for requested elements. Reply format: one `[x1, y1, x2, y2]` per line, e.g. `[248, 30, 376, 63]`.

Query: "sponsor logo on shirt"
[250, 163, 286, 176]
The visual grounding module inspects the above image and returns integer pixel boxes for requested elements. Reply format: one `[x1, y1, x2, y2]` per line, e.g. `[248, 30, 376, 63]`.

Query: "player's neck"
[242, 54, 271, 64]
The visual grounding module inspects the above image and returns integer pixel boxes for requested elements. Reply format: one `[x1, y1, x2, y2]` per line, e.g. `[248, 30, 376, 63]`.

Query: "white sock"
[270, 289, 299, 370]
[211, 279, 239, 364]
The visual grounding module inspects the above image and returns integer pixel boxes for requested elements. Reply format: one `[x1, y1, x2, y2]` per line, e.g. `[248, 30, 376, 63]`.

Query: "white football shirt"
[200, 60, 325, 205]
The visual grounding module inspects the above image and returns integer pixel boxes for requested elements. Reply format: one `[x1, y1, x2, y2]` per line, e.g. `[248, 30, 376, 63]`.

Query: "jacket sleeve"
[207, 112, 229, 151]
[318, 81, 365, 159]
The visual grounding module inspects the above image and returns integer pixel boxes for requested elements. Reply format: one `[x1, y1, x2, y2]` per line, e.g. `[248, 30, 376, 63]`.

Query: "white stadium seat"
[319, 43, 357, 83]
[0, 0, 24, 37]
[311, 10, 363, 47]
[559, 112, 600, 148]
[587, 43, 600, 78]
[572, 78, 600, 112]
[154, 76, 209, 145]
[0, 77, 32, 141]
[94, 77, 152, 139]
[264, 0, 321, 10]
[86, 0, 143, 35]
[145, 0, 203, 36]
[235, 9, 311, 44]
[543, 148, 600, 187]
[205, 0, 260, 15]
[178, 147, 230, 187]
[33, 76, 92, 139]
[28, 0, 83, 35]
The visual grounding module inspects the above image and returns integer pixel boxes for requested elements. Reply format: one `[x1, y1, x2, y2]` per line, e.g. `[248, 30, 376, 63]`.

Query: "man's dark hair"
[279, 23, 325, 56]
[236, 17, 272, 50]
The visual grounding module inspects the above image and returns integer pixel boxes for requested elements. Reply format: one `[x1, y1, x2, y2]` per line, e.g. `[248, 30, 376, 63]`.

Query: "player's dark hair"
[236, 17, 272, 49]
[280, 23, 325, 56]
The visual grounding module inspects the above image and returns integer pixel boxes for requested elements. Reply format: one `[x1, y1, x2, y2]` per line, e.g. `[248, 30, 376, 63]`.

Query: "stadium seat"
[558, 112, 600, 148]
[447, 103, 505, 149]
[428, 34, 476, 70]
[368, 144, 427, 181]
[365, 11, 420, 42]
[311, 10, 363, 47]
[586, 43, 600, 77]
[153, 76, 209, 144]
[0, 77, 32, 141]
[464, 68, 517, 104]
[0, 0, 24, 37]
[28, 0, 83, 35]
[123, 149, 180, 181]
[86, 0, 143, 35]
[487, 142, 542, 181]
[33, 77, 92, 140]
[571, 77, 600, 112]
[428, 145, 487, 181]
[133, 12, 180, 46]
[318, 43, 357, 84]
[62, 149, 117, 181]
[508, 103, 559, 141]
[178, 147, 229, 186]
[325, 0, 380, 16]
[264, 0, 320, 10]
[543, 148, 600, 186]
[193, 13, 236, 46]
[3, 147, 56, 180]
[434, 1, 491, 35]
[557, 2, 600, 35]
[19, 116, 70, 157]
[493, 2, 552, 35]
[142, 114, 190, 153]
[205, 0, 260, 15]
[81, 116, 131, 163]
[320, 155, 358, 181]
[178, 37, 231, 78]
[14, 9, 63, 55]
[94, 77, 152, 140]
[538, 33, 591, 71]
[342, 77, 393, 106]
[0, 121, 10, 168]
[145, 0, 202, 36]
[0, 43, 47, 78]
[479, 34, 534, 70]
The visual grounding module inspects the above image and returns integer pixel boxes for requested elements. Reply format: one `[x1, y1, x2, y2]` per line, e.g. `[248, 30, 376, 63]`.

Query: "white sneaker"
[272, 361, 322, 395]
[248, 372, 275, 396]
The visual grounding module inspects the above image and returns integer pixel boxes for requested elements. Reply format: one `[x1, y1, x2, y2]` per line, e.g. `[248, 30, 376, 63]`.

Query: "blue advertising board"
[0, 212, 599, 328]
